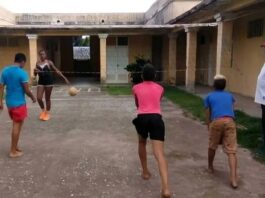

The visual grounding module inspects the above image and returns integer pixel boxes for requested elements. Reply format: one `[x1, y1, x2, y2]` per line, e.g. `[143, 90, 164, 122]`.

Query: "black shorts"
[132, 114, 165, 141]
[38, 72, 54, 86]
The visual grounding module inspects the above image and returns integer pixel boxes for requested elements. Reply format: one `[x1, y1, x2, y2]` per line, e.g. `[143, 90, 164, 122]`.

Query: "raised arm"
[34, 64, 40, 76]
[161, 89, 164, 101]
[0, 84, 4, 110]
[49, 60, 70, 85]
[134, 95, 139, 108]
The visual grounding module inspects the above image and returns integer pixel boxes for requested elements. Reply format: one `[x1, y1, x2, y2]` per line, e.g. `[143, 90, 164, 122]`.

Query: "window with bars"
[0, 38, 19, 47]
[8, 38, 19, 47]
[0, 38, 7, 47]
[117, 37, 128, 46]
[247, 19, 264, 38]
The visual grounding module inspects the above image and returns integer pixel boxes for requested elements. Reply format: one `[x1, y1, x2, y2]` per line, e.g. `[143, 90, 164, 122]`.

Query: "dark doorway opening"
[152, 36, 163, 81]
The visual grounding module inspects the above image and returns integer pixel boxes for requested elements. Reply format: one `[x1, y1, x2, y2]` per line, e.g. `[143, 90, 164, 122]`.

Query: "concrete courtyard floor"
[0, 85, 265, 198]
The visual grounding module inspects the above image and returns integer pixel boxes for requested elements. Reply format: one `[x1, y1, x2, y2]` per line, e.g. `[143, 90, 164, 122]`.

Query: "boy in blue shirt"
[204, 74, 238, 188]
[0, 53, 36, 158]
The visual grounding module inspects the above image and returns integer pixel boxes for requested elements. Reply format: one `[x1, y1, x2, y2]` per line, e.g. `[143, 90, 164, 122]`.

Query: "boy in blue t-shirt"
[204, 74, 238, 189]
[0, 53, 36, 158]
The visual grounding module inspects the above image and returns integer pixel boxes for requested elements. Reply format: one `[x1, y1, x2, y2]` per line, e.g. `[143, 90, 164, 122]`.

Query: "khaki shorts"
[209, 118, 237, 154]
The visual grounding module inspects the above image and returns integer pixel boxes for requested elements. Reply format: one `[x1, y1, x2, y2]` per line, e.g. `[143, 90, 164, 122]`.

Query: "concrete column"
[98, 34, 108, 83]
[215, 16, 233, 74]
[167, 34, 177, 85]
[185, 28, 198, 92]
[26, 34, 38, 77]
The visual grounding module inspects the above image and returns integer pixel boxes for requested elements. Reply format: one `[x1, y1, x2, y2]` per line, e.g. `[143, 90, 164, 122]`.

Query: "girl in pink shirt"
[132, 64, 170, 198]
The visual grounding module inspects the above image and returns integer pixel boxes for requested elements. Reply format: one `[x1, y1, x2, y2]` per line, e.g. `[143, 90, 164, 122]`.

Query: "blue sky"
[0, 0, 156, 13]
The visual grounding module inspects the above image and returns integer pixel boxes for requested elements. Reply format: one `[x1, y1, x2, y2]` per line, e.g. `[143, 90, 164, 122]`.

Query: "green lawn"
[105, 85, 265, 160]
[164, 86, 205, 121]
[105, 85, 132, 96]
[236, 111, 263, 152]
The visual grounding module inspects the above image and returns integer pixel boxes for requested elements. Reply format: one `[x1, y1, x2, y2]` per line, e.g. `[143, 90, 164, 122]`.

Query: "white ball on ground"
[68, 86, 79, 96]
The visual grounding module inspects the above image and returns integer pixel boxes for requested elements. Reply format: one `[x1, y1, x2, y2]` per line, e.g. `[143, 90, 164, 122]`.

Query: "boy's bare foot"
[208, 166, 214, 174]
[141, 171, 151, 180]
[9, 151, 23, 158]
[16, 148, 22, 152]
[161, 190, 171, 198]
[230, 178, 238, 189]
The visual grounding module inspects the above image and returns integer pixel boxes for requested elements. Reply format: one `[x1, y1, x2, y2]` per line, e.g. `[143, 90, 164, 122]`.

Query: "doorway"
[60, 35, 100, 83]
[106, 37, 129, 83]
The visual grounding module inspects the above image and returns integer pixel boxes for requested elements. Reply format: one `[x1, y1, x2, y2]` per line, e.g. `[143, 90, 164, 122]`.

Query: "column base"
[185, 84, 195, 93]
[168, 78, 176, 85]
[100, 79, 106, 84]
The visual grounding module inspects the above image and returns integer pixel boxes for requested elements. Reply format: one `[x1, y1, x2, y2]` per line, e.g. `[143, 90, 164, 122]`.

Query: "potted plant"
[124, 56, 150, 84]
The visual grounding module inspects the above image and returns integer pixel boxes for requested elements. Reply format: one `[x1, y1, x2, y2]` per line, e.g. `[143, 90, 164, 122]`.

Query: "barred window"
[247, 19, 264, 38]
[117, 37, 128, 46]
[8, 38, 19, 47]
[0, 38, 8, 47]
[0, 38, 19, 47]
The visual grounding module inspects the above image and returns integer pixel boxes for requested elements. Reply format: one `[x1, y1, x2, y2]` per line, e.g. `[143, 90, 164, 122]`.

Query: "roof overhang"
[0, 23, 217, 36]
[168, 0, 265, 24]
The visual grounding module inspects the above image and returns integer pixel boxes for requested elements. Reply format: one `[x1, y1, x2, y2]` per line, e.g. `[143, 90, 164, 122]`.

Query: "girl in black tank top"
[36, 62, 54, 86]
[34, 50, 70, 121]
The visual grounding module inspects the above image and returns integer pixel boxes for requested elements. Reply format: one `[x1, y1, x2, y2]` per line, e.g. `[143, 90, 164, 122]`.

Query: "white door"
[107, 45, 128, 83]
[116, 46, 129, 83]
[107, 46, 118, 82]
[208, 44, 216, 86]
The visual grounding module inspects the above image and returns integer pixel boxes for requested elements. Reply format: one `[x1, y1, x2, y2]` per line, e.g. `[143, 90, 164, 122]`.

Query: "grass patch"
[165, 86, 265, 161]
[236, 111, 263, 150]
[105, 85, 132, 96]
[105, 85, 265, 160]
[164, 86, 205, 121]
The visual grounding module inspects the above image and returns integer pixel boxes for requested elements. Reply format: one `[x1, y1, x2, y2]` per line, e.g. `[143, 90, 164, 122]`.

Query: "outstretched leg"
[208, 120, 222, 173]
[228, 153, 238, 188]
[15, 123, 24, 152]
[37, 86, 45, 110]
[138, 136, 151, 180]
[208, 148, 216, 173]
[37, 86, 45, 120]
[223, 120, 238, 188]
[43, 86, 53, 121]
[151, 140, 170, 198]
[44, 86, 53, 111]
[10, 121, 24, 158]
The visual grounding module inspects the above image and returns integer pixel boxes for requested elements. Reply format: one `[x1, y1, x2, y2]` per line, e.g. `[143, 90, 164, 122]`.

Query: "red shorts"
[8, 105, 27, 122]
